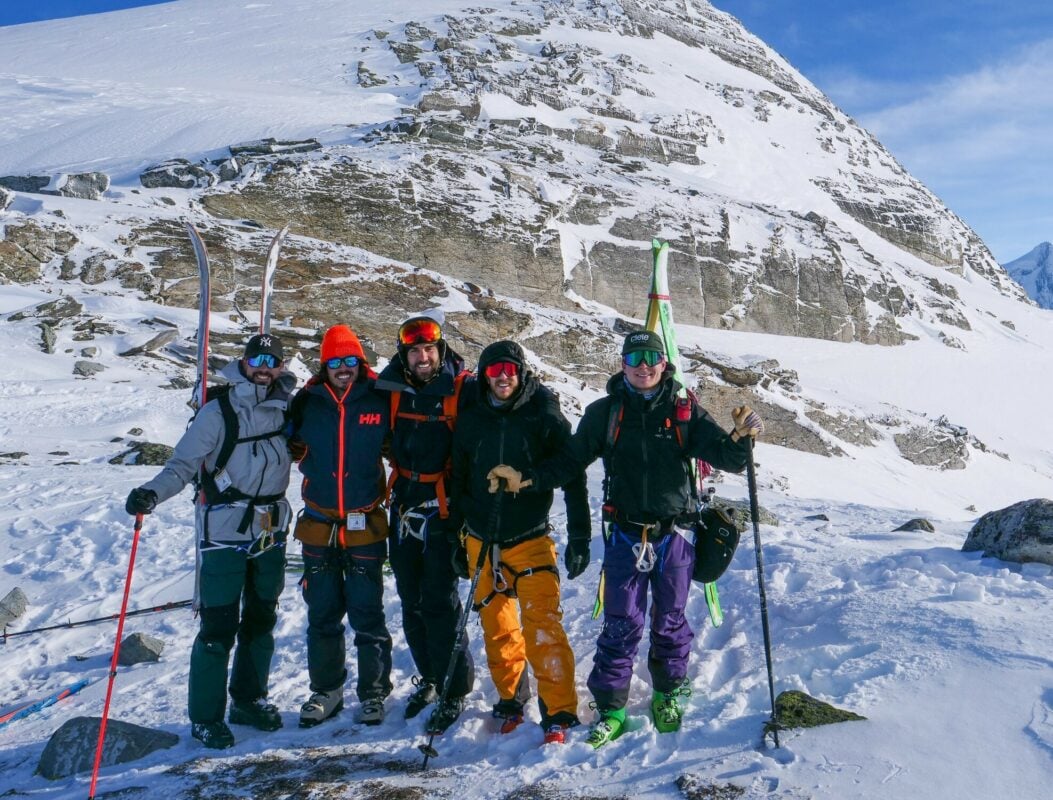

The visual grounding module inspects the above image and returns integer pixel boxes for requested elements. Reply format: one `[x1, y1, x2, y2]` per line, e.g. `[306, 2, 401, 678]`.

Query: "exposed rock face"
[894, 425, 968, 470]
[963, 499, 1053, 565]
[140, 159, 215, 189]
[0, 186, 12, 211]
[57, 172, 109, 200]
[0, 175, 50, 193]
[0, 219, 79, 283]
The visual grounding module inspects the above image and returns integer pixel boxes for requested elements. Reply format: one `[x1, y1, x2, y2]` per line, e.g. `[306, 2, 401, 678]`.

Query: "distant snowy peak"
[1003, 242, 1053, 308]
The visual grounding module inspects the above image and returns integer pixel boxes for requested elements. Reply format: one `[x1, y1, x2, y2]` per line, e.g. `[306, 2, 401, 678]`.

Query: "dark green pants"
[188, 545, 285, 724]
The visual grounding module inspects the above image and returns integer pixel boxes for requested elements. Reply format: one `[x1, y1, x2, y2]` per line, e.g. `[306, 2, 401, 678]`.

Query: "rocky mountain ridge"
[0, 0, 1034, 477]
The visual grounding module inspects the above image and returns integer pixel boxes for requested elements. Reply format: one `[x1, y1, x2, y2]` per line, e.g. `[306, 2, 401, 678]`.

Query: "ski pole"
[2, 600, 192, 642]
[87, 513, 144, 800]
[419, 480, 505, 769]
[745, 440, 780, 747]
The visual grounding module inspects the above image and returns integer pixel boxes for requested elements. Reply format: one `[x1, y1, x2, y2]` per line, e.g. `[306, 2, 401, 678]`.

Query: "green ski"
[646, 239, 723, 627]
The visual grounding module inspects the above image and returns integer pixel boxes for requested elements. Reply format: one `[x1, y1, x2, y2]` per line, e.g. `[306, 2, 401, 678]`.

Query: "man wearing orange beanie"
[287, 324, 393, 727]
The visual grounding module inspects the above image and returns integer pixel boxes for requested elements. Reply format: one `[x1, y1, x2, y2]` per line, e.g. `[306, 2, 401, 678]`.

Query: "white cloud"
[854, 39, 1053, 261]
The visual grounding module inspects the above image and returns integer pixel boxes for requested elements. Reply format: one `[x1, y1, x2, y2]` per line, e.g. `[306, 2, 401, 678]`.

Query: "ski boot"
[191, 721, 235, 750]
[359, 696, 386, 726]
[426, 695, 466, 734]
[229, 698, 282, 731]
[299, 690, 343, 728]
[651, 680, 692, 733]
[491, 698, 525, 734]
[585, 707, 626, 749]
[541, 713, 580, 744]
[405, 677, 438, 720]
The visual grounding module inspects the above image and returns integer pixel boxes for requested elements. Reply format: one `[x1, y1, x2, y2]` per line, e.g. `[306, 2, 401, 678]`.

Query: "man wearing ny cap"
[124, 333, 296, 749]
[374, 312, 477, 733]
[487, 329, 764, 747]
[287, 324, 394, 728]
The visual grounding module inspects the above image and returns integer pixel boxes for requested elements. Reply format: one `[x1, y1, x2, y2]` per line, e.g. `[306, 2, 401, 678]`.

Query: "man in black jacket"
[375, 313, 476, 733]
[450, 340, 591, 744]
[489, 330, 762, 748]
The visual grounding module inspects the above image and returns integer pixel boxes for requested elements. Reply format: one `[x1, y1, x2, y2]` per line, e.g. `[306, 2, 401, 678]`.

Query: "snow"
[1, 1, 1053, 799]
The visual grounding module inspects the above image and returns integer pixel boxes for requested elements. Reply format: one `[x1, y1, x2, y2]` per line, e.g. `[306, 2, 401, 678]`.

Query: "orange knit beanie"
[320, 324, 367, 363]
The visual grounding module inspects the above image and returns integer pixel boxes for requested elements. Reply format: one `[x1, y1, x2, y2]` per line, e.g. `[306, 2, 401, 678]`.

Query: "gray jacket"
[143, 360, 296, 545]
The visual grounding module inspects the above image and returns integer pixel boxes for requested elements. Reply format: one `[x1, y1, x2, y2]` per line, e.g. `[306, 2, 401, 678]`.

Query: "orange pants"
[465, 535, 578, 722]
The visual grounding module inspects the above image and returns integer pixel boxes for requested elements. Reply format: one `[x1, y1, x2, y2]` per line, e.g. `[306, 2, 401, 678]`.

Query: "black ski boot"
[425, 695, 466, 734]
[491, 698, 525, 734]
[191, 721, 235, 749]
[229, 698, 283, 731]
[405, 677, 438, 720]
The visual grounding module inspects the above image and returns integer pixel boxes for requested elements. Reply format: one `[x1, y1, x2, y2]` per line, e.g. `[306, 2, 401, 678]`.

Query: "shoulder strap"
[213, 391, 240, 477]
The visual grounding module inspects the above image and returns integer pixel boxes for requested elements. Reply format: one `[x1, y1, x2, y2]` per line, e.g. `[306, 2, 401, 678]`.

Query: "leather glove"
[450, 540, 470, 580]
[287, 438, 307, 462]
[564, 538, 590, 580]
[486, 464, 533, 494]
[731, 406, 764, 441]
[125, 487, 158, 515]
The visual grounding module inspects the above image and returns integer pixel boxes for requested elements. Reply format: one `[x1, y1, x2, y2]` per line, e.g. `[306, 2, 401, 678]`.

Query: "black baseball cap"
[244, 333, 284, 361]
[622, 329, 664, 355]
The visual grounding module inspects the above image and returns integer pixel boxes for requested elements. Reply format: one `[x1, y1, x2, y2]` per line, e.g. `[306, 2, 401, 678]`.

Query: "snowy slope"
[1004, 242, 1053, 308]
[1, 2, 1053, 800]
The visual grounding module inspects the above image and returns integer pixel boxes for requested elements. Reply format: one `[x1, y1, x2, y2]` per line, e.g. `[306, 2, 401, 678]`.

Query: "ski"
[646, 239, 723, 627]
[259, 224, 289, 335]
[2, 599, 192, 642]
[185, 222, 212, 410]
[0, 676, 101, 728]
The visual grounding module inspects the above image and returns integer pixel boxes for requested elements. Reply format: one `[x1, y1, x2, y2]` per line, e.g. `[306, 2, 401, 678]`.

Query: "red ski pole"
[87, 513, 143, 799]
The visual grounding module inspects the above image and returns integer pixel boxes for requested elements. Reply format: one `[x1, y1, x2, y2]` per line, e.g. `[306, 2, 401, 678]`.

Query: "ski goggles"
[398, 318, 442, 346]
[246, 353, 281, 368]
[623, 350, 665, 368]
[483, 361, 519, 379]
[325, 355, 361, 369]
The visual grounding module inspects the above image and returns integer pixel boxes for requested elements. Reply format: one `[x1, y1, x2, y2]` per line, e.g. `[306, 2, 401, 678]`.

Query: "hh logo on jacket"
[359, 413, 383, 425]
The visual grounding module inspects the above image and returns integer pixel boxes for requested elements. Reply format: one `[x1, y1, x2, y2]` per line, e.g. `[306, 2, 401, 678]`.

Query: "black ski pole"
[419, 480, 505, 769]
[746, 439, 780, 747]
[2, 600, 193, 643]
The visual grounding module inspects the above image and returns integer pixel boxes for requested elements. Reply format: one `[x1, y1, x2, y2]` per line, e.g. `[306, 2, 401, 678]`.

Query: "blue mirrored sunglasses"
[246, 353, 281, 368]
[623, 350, 665, 368]
[325, 355, 360, 369]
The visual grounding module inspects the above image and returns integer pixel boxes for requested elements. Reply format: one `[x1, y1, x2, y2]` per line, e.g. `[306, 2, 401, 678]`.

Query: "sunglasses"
[246, 353, 281, 369]
[484, 361, 519, 379]
[325, 355, 361, 369]
[398, 318, 442, 347]
[623, 350, 665, 368]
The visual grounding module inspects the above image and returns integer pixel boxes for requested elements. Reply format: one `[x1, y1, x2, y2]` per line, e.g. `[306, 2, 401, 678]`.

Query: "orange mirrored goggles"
[398, 318, 442, 346]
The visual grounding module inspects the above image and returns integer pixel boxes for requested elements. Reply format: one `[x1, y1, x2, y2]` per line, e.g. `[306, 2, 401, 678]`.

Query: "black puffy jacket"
[530, 369, 748, 523]
[450, 343, 590, 547]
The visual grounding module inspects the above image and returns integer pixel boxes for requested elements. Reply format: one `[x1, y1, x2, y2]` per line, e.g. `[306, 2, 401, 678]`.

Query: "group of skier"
[124, 314, 763, 750]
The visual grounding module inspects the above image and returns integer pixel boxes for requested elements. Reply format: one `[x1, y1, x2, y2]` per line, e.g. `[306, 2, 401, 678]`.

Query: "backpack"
[194, 384, 285, 505]
[385, 370, 469, 517]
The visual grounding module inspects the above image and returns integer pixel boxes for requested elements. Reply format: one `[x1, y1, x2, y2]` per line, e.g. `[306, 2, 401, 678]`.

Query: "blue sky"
[1, 1, 1049, 262]
[713, 0, 1053, 262]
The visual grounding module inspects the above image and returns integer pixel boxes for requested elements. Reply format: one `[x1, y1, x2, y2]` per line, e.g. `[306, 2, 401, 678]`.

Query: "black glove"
[450, 540, 470, 580]
[125, 487, 157, 516]
[565, 538, 590, 580]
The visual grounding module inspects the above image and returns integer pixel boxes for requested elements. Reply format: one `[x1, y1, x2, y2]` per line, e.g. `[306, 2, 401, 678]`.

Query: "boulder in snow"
[772, 689, 865, 731]
[37, 717, 178, 779]
[0, 587, 29, 628]
[963, 498, 1053, 566]
[140, 159, 214, 189]
[118, 632, 165, 665]
[893, 518, 935, 533]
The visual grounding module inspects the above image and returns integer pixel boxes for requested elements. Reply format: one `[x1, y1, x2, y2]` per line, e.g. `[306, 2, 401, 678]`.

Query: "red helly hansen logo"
[359, 413, 382, 425]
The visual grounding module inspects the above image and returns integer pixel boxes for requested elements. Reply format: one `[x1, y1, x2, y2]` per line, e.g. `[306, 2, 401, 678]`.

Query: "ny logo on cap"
[259, 336, 272, 348]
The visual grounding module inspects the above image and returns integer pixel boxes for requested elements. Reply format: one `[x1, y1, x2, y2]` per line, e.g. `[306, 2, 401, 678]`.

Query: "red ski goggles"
[484, 361, 519, 379]
[623, 350, 665, 368]
[398, 318, 442, 346]
[246, 353, 281, 368]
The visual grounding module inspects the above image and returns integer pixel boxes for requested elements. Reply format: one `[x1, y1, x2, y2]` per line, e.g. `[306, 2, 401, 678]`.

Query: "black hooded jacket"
[450, 341, 590, 547]
[375, 345, 475, 513]
[528, 368, 749, 523]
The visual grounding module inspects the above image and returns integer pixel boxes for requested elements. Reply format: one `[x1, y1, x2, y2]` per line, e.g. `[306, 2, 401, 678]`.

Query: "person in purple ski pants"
[486, 329, 763, 747]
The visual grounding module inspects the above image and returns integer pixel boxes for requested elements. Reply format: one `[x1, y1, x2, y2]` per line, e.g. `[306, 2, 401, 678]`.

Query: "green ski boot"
[651, 681, 692, 733]
[585, 707, 626, 749]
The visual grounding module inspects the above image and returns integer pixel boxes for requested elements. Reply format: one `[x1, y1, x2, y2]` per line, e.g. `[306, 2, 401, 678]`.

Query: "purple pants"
[587, 524, 695, 711]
